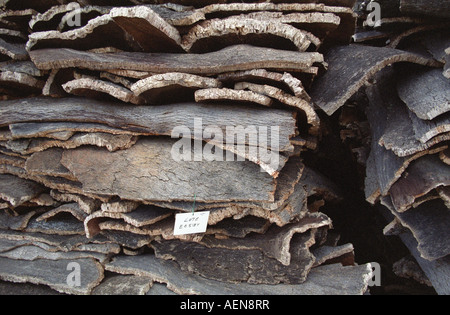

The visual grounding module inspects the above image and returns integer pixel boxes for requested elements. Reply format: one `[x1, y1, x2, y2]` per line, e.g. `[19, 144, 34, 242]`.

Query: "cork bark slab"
[0, 174, 46, 207]
[50, 190, 100, 214]
[26, 14, 141, 52]
[105, 254, 373, 295]
[310, 44, 441, 116]
[0, 256, 103, 295]
[0, 97, 296, 152]
[181, 18, 320, 53]
[62, 78, 145, 105]
[109, 6, 184, 53]
[389, 154, 450, 212]
[0, 38, 28, 61]
[29, 44, 324, 75]
[397, 67, 450, 120]
[131, 72, 222, 104]
[379, 91, 450, 157]
[194, 88, 273, 107]
[36, 203, 88, 222]
[57, 6, 112, 32]
[151, 231, 316, 285]
[60, 137, 276, 203]
[384, 198, 450, 261]
[409, 111, 450, 144]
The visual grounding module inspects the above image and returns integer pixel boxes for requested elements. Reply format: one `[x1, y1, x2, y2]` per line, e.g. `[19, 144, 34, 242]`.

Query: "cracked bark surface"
[60, 138, 277, 203]
[310, 44, 441, 116]
[29, 44, 324, 75]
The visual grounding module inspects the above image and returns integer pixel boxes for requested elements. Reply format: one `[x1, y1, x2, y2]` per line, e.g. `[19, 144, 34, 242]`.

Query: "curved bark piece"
[109, 6, 183, 53]
[50, 190, 100, 214]
[0, 97, 296, 152]
[182, 18, 320, 53]
[145, 4, 205, 26]
[36, 203, 88, 222]
[151, 230, 316, 284]
[199, 3, 328, 17]
[397, 68, 450, 120]
[0, 38, 28, 61]
[0, 71, 45, 95]
[310, 44, 441, 116]
[30, 45, 324, 75]
[379, 87, 450, 157]
[106, 254, 373, 294]
[217, 69, 310, 100]
[57, 6, 112, 32]
[26, 14, 140, 52]
[234, 82, 320, 134]
[389, 154, 450, 212]
[29, 2, 84, 31]
[62, 78, 144, 105]
[195, 88, 273, 107]
[0, 174, 46, 207]
[440, 149, 450, 165]
[131, 72, 221, 104]
[409, 111, 450, 144]
[199, 212, 332, 266]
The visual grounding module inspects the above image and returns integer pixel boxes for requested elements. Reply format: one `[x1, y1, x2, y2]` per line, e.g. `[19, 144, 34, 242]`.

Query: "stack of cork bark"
[311, 0, 449, 294]
[0, 0, 379, 295]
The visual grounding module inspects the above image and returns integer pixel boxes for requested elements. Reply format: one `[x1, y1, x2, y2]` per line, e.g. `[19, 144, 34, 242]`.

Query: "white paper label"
[173, 211, 210, 235]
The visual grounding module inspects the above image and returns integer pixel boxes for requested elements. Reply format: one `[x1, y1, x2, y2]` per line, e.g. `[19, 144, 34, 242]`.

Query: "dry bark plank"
[60, 137, 276, 203]
[92, 274, 152, 295]
[217, 69, 310, 100]
[365, 68, 448, 196]
[399, 0, 450, 18]
[397, 67, 450, 120]
[109, 6, 184, 53]
[0, 38, 28, 61]
[198, 212, 332, 266]
[131, 72, 222, 104]
[379, 91, 450, 157]
[384, 198, 450, 261]
[181, 17, 320, 53]
[26, 14, 141, 52]
[205, 216, 270, 239]
[0, 244, 107, 263]
[9, 122, 144, 140]
[409, 111, 450, 144]
[62, 78, 145, 105]
[50, 190, 100, 214]
[25, 148, 77, 181]
[29, 44, 324, 75]
[106, 254, 373, 295]
[36, 203, 88, 223]
[389, 154, 450, 212]
[310, 44, 441, 116]
[0, 174, 46, 207]
[23, 215, 85, 236]
[0, 61, 46, 77]
[0, 71, 45, 95]
[194, 88, 273, 107]
[0, 257, 103, 295]
[151, 231, 316, 285]
[57, 6, 113, 32]
[0, 210, 35, 231]
[312, 243, 355, 267]
[145, 4, 205, 27]
[234, 82, 320, 135]
[0, 97, 296, 152]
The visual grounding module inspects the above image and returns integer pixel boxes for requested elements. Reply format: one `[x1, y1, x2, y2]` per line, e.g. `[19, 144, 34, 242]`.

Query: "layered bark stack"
[0, 0, 378, 295]
[311, 0, 449, 294]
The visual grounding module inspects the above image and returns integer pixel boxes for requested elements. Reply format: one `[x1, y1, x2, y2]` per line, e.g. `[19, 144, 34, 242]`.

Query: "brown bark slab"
[109, 6, 184, 53]
[29, 44, 324, 75]
[0, 38, 28, 61]
[310, 44, 441, 116]
[0, 97, 296, 152]
[62, 78, 145, 105]
[131, 72, 221, 104]
[60, 137, 276, 203]
[0, 174, 46, 207]
[181, 17, 320, 53]
[194, 88, 273, 107]
[397, 67, 450, 121]
[106, 254, 373, 295]
[409, 111, 450, 144]
[399, 0, 450, 18]
[389, 154, 450, 212]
